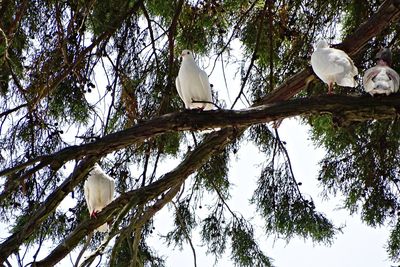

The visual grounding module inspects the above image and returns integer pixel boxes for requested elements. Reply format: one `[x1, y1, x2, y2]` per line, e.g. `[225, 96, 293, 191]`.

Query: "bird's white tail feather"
[97, 223, 108, 233]
[336, 75, 357, 87]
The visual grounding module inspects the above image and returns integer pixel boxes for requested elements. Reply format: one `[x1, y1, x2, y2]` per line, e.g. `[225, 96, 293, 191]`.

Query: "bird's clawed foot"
[327, 83, 333, 95]
[90, 210, 99, 218]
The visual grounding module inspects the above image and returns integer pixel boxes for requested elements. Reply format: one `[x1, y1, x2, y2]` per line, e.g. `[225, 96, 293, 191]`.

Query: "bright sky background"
[146, 118, 393, 267]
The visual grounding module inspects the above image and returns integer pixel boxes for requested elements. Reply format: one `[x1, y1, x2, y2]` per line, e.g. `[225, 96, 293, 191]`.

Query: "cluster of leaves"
[250, 124, 337, 243]
[306, 1, 400, 261]
[311, 116, 400, 257]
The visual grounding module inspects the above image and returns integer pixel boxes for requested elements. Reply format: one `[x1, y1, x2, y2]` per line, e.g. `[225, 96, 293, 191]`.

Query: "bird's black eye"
[187, 51, 190, 55]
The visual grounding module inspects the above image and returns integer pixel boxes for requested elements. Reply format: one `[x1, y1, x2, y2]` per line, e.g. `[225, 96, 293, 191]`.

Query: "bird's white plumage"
[363, 48, 399, 96]
[363, 66, 399, 95]
[311, 40, 358, 93]
[84, 164, 115, 232]
[176, 50, 213, 110]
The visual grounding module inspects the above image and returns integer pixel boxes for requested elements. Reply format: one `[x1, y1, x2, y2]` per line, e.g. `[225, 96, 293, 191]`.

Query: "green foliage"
[248, 124, 275, 154]
[252, 162, 337, 243]
[314, 118, 400, 227]
[113, 230, 166, 267]
[165, 202, 196, 249]
[90, 0, 136, 35]
[196, 148, 230, 197]
[388, 220, 400, 261]
[230, 219, 272, 267]
[49, 79, 90, 124]
[201, 213, 228, 258]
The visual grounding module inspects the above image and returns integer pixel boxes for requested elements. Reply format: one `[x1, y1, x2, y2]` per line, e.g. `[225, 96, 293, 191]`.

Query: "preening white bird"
[84, 164, 115, 232]
[175, 50, 213, 110]
[311, 39, 358, 94]
[363, 47, 399, 96]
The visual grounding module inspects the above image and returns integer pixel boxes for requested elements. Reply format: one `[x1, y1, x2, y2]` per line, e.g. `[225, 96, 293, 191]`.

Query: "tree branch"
[231, 0, 269, 108]
[1, 95, 400, 180]
[29, 128, 235, 266]
[0, 156, 100, 261]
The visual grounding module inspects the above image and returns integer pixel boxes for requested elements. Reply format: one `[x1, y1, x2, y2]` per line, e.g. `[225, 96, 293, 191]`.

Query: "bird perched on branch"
[84, 164, 115, 232]
[363, 47, 399, 96]
[175, 50, 213, 110]
[311, 39, 358, 94]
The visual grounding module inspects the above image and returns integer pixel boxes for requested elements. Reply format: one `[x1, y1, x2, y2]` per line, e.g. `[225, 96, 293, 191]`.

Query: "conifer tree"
[1, 0, 400, 266]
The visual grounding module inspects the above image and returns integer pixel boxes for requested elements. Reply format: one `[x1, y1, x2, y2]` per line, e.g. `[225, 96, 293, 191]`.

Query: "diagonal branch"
[31, 129, 234, 266]
[231, 0, 269, 108]
[7, 94, 400, 264]
[0, 156, 100, 262]
[2, 0, 398, 183]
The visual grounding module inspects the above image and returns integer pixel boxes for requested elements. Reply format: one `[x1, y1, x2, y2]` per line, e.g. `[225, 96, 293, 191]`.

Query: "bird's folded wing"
[387, 68, 400, 91]
[198, 70, 212, 99]
[84, 181, 92, 213]
[175, 76, 184, 101]
[108, 179, 115, 204]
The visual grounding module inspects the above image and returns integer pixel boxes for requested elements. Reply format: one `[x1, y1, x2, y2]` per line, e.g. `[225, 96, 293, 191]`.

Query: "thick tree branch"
[2, 0, 398, 182]
[0, 156, 100, 262]
[337, 0, 400, 56]
[4, 94, 400, 264]
[263, 0, 400, 103]
[1, 94, 399, 181]
[31, 129, 234, 266]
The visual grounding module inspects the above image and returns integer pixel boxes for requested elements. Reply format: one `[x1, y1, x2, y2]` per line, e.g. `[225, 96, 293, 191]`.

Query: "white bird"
[311, 39, 358, 94]
[84, 164, 115, 232]
[363, 47, 399, 96]
[175, 50, 213, 110]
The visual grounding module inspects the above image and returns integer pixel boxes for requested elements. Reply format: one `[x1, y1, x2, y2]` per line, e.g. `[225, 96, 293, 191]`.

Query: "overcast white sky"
[146, 118, 393, 267]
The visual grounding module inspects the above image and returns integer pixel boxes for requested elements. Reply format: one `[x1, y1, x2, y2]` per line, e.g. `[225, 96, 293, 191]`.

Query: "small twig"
[268, 0, 274, 92]
[220, 56, 232, 105]
[274, 129, 304, 199]
[191, 132, 198, 147]
[4, 259, 12, 267]
[74, 232, 93, 267]
[209, 180, 238, 221]
[141, 152, 150, 187]
[0, 27, 9, 59]
[0, 103, 28, 119]
[149, 151, 161, 184]
[231, 0, 269, 109]
[172, 201, 198, 267]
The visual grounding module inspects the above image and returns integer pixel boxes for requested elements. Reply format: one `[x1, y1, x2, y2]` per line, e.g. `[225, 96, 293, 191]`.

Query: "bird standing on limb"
[84, 164, 115, 232]
[311, 39, 358, 94]
[363, 47, 399, 96]
[175, 49, 214, 110]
